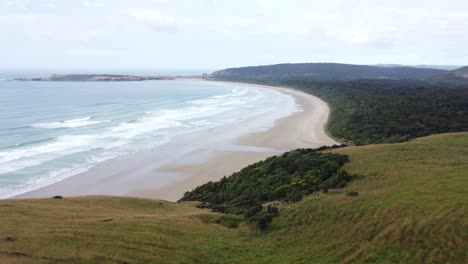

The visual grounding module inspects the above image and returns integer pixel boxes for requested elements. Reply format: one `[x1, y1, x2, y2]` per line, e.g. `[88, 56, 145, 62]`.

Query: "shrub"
[215, 215, 243, 228]
[243, 205, 280, 230]
[179, 148, 354, 214]
[286, 193, 303, 203]
[197, 214, 243, 228]
[266, 205, 279, 216]
[256, 213, 274, 230]
[244, 204, 263, 222]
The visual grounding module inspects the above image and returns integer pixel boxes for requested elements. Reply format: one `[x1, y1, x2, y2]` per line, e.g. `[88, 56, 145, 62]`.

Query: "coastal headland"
[14, 74, 176, 82]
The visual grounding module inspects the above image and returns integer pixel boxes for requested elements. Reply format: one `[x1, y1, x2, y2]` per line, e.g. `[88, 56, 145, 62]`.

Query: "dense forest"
[212, 63, 448, 82]
[283, 79, 468, 145]
[212, 65, 468, 145]
[180, 147, 353, 215]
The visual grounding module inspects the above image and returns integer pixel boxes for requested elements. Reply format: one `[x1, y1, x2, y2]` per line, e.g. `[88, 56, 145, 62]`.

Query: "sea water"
[0, 73, 297, 198]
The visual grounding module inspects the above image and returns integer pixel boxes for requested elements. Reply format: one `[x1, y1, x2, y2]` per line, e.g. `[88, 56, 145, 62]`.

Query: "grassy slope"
[1, 133, 467, 263]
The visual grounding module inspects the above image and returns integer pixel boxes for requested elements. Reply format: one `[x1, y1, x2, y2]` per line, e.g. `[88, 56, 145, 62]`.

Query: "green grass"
[196, 214, 244, 229]
[1, 133, 467, 263]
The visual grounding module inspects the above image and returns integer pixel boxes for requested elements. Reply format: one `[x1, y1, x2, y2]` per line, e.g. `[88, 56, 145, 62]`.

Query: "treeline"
[212, 63, 448, 81]
[179, 147, 353, 216]
[213, 74, 468, 145]
[284, 79, 468, 145]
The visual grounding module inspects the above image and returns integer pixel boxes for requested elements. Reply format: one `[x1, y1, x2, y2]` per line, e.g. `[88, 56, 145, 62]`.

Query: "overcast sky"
[1, 0, 467, 70]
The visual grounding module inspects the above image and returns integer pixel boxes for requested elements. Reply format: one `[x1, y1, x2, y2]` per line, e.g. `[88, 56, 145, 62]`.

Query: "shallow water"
[0, 75, 297, 198]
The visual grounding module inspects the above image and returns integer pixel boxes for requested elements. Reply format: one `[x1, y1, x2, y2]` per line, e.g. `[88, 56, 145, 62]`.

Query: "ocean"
[0, 73, 297, 198]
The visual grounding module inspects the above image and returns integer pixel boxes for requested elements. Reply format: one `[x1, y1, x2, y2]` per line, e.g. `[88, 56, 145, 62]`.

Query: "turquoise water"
[0, 75, 296, 198]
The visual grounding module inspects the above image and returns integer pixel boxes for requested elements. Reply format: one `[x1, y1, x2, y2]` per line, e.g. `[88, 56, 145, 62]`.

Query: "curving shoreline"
[138, 81, 337, 201]
[15, 81, 336, 201]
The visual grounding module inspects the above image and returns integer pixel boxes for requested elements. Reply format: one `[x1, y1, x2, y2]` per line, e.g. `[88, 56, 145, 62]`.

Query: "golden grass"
[1, 133, 467, 263]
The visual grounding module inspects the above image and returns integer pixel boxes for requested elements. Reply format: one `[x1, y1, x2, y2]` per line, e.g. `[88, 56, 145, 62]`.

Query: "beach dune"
[16, 82, 336, 201]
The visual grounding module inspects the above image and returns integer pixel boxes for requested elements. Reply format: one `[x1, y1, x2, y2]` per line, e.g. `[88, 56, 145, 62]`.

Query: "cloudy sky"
[1, 0, 467, 70]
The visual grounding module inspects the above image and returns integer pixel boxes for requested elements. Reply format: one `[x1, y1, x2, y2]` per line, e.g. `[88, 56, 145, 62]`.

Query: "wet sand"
[16, 81, 337, 201]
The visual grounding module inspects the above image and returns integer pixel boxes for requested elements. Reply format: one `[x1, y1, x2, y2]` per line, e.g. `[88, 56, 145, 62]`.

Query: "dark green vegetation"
[283, 79, 468, 145]
[180, 148, 353, 214]
[180, 146, 353, 229]
[1, 133, 466, 263]
[212, 63, 448, 81]
[197, 214, 244, 229]
[212, 63, 468, 145]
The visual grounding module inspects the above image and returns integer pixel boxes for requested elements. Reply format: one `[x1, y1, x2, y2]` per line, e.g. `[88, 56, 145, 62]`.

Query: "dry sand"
[16, 81, 337, 201]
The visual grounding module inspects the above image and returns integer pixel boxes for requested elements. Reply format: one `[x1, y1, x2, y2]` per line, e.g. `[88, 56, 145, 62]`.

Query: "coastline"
[139, 82, 337, 201]
[15, 81, 336, 201]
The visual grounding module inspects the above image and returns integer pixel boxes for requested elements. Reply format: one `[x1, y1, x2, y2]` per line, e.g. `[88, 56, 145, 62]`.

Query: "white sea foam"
[0, 135, 96, 164]
[0, 165, 90, 199]
[0, 81, 298, 199]
[0, 137, 130, 174]
[32, 117, 110, 129]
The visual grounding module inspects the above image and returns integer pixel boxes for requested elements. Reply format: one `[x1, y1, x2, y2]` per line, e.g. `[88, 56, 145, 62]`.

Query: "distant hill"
[212, 63, 468, 145]
[14, 74, 175, 82]
[212, 63, 448, 82]
[433, 66, 468, 84]
[374, 64, 462, 70]
[452, 66, 468, 78]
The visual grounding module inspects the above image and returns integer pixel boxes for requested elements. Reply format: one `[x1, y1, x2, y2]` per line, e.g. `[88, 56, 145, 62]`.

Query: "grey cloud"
[0, 0, 467, 69]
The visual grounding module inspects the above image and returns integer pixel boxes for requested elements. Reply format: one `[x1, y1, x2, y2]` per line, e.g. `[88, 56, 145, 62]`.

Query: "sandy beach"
[16, 81, 337, 201]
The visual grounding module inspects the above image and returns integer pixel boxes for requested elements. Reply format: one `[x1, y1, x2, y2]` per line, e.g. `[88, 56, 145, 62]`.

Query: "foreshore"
[15, 81, 337, 201]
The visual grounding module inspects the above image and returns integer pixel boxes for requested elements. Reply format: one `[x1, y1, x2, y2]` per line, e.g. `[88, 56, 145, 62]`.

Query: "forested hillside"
[212, 63, 448, 82]
[282, 79, 468, 145]
[212, 64, 468, 145]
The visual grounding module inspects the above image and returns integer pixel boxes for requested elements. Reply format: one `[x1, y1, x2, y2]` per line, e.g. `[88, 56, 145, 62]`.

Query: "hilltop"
[452, 66, 468, 77]
[212, 63, 448, 82]
[1, 133, 466, 263]
[433, 66, 468, 84]
[211, 64, 468, 145]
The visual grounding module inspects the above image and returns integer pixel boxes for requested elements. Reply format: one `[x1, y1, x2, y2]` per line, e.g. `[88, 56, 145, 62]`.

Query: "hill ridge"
[212, 62, 448, 81]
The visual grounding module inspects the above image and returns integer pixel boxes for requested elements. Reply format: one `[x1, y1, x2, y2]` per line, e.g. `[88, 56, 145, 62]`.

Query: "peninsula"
[14, 74, 175, 82]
